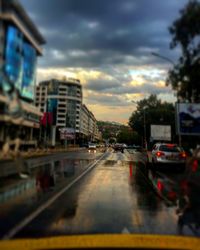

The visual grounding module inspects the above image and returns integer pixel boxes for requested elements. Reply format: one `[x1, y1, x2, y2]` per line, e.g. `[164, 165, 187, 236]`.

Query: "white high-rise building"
[35, 78, 101, 145]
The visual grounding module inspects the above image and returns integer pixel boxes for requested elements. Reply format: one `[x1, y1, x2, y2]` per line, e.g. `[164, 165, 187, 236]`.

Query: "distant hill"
[97, 121, 128, 139]
[97, 121, 125, 127]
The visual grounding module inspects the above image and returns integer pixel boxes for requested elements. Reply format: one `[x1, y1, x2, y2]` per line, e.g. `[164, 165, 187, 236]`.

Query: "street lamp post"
[151, 52, 175, 66]
[151, 52, 182, 147]
[143, 108, 147, 149]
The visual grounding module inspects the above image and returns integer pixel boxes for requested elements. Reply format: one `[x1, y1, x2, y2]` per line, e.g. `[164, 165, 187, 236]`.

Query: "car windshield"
[1, 0, 200, 249]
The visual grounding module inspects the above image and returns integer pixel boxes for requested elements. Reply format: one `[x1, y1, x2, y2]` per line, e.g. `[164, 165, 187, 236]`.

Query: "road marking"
[2, 152, 108, 240]
[0, 234, 199, 250]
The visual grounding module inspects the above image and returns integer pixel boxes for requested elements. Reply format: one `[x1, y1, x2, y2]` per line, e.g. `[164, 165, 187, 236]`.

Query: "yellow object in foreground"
[0, 234, 200, 250]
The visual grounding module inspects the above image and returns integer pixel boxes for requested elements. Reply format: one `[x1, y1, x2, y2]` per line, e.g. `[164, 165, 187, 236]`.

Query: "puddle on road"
[0, 158, 93, 205]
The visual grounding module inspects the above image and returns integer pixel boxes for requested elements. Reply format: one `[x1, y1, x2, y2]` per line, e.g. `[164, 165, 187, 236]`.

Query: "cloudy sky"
[21, 0, 188, 124]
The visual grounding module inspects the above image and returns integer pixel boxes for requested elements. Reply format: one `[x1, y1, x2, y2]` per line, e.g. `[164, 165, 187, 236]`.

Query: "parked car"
[151, 143, 187, 170]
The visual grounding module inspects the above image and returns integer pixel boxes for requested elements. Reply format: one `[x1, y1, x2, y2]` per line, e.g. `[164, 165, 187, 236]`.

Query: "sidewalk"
[0, 146, 85, 163]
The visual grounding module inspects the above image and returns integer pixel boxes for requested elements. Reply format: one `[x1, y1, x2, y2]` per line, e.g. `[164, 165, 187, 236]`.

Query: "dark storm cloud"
[20, 0, 188, 68]
[85, 79, 121, 91]
[85, 81, 170, 96]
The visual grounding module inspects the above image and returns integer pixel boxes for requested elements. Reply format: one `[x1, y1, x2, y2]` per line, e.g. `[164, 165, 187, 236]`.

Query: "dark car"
[113, 143, 124, 153]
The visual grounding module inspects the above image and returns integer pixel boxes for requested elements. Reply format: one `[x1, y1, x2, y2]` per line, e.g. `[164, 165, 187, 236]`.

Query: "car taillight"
[168, 191, 177, 200]
[192, 160, 198, 172]
[157, 180, 164, 191]
[156, 151, 165, 157]
[179, 152, 187, 158]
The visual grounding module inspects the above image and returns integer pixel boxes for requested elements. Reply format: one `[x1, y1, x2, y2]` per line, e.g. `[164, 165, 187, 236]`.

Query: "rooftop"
[1, 0, 46, 45]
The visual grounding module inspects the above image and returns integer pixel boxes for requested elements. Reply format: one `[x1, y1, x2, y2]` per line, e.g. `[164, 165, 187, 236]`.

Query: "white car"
[152, 143, 187, 170]
[88, 143, 97, 153]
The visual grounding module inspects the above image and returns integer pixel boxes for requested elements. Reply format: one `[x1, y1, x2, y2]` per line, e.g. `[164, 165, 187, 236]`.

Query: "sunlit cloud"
[87, 21, 100, 29]
[36, 65, 175, 124]
[86, 104, 133, 125]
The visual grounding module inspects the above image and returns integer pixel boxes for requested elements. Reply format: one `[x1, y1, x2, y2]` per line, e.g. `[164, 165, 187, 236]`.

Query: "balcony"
[58, 101, 66, 105]
[57, 122, 65, 126]
[57, 118, 66, 122]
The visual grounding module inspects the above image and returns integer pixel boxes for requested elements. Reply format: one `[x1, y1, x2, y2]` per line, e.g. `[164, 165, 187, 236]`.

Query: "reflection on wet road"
[14, 151, 200, 238]
[1, 149, 200, 239]
[0, 150, 102, 238]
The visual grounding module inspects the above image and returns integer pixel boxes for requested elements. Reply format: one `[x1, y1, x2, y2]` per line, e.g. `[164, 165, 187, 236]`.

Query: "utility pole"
[143, 108, 147, 150]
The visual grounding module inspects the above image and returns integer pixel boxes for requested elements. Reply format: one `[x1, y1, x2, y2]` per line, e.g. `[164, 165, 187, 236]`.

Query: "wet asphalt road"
[1, 149, 200, 239]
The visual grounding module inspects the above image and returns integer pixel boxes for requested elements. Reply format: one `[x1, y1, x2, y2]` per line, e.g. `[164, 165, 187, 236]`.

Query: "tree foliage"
[167, 0, 200, 102]
[117, 128, 141, 145]
[128, 95, 175, 142]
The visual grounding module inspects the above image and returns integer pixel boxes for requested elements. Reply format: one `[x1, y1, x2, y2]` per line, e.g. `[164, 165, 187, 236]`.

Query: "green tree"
[117, 128, 141, 145]
[167, 0, 200, 102]
[129, 95, 175, 143]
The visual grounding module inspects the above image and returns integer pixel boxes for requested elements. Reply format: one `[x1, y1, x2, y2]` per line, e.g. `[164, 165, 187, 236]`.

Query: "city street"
[1, 148, 199, 239]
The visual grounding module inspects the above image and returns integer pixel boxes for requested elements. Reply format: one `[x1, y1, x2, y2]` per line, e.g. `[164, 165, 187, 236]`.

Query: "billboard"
[21, 42, 37, 99]
[5, 26, 23, 91]
[59, 128, 75, 140]
[176, 103, 200, 135]
[4, 26, 36, 100]
[151, 125, 171, 141]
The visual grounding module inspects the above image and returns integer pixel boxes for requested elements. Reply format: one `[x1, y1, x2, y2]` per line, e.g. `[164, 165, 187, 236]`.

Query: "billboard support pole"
[177, 102, 182, 147]
[65, 139, 67, 149]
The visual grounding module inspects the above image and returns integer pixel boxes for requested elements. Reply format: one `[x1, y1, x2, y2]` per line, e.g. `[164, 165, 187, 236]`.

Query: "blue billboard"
[21, 42, 37, 99]
[5, 26, 23, 90]
[176, 103, 200, 135]
[4, 25, 37, 100]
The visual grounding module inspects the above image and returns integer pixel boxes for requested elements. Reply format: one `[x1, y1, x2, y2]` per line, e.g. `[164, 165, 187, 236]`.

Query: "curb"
[0, 148, 86, 163]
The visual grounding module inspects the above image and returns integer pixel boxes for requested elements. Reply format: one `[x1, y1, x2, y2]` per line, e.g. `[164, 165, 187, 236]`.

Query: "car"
[88, 143, 97, 153]
[151, 143, 187, 170]
[185, 147, 200, 186]
[113, 143, 124, 153]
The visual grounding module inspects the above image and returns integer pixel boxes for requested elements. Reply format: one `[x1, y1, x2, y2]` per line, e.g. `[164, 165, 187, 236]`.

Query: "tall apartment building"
[36, 78, 101, 145]
[80, 104, 102, 142]
[0, 0, 45, 148]
[36, 78, 82, 128]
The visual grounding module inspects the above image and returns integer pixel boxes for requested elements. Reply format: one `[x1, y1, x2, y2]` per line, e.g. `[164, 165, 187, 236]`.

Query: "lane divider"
[2, 152, 108, 240]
